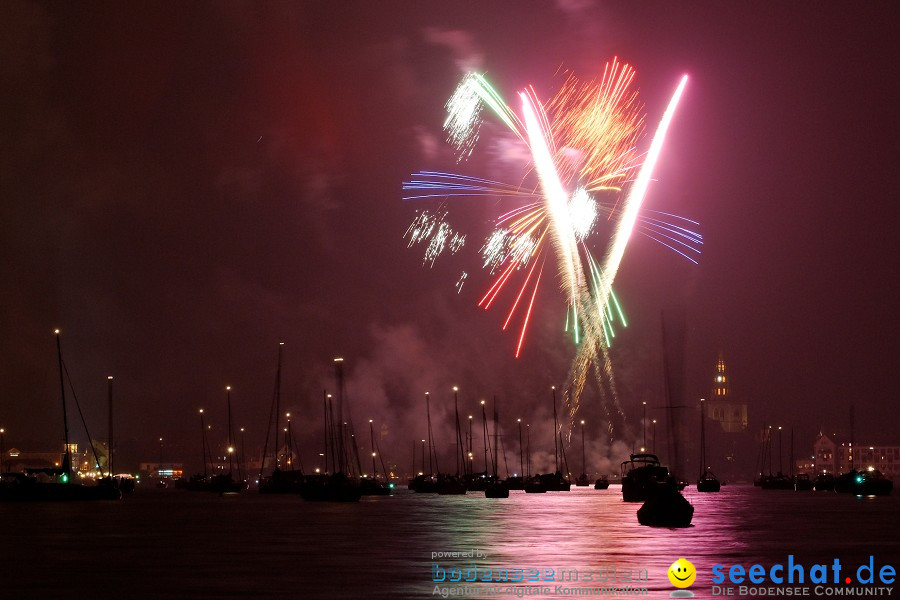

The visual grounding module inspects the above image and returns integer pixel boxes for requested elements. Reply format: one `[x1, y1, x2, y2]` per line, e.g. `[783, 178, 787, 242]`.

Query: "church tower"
[708, 353, 748, 433]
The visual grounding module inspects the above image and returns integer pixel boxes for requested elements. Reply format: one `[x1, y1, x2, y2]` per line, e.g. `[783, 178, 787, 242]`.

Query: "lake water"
[2, 484, 897, 599]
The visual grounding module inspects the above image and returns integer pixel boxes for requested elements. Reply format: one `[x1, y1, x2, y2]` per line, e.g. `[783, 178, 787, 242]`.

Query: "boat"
[411, 393, 442, 493]
[621, 453, 675, 502]
[834, 469, 893, 496]
[813, 473, 835, 491]
[637, 486, 694, 528]
[436, 474, 467, 495]
[1, 330, 121, 502]
[542, 387, 571, 492]
[484, 480, 509, 498]
[359, 477, 392, 496]
[359, 420, 393, 496]
[185, 472, 244, 494]
[97, 473, 135, 494]
[300, 357, 361, 501]
[410, 473, 438, 493]
[505, 420, 527, 490]
[257, 343, 305, 493]
[794, 473, 813, 491]
[1, 471, 121, 501]
[523, 475, 547, 493]
[831, 407, 892, 496]
[437, 390, 467, 495]
[186, 389, 246, 494]
[481, 399, 508, 498]
[505, 475, 524, 490]
[594, 477, 610, 490]
[760, 473, 793, 490]
[696, 398, 721, 492]
[258, 468, 305, 494]
[697, 470, 721, 492]
[300, 472, 362, 502]
[575, 420, 590, 486]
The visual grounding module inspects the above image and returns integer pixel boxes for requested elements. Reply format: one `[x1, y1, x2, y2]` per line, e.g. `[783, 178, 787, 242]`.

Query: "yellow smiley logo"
[668, 558, 696, 588]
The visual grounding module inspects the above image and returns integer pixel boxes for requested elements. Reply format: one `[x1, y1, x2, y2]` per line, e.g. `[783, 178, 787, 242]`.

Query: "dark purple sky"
[2, 2, 897, 472]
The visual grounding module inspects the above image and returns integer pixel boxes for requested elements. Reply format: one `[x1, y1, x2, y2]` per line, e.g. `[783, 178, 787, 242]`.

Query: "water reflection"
[1, 485, 897, 599]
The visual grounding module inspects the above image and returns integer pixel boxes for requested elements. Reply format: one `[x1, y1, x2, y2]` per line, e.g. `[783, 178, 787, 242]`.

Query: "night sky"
[2, 2, 898, 473]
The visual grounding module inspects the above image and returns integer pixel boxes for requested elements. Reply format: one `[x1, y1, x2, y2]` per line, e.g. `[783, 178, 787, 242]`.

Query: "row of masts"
[413, 386, 575, 480]
[254, 346, 390, 483]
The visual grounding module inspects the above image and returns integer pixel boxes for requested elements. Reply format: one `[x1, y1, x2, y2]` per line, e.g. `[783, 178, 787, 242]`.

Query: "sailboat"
[0, 330, 120, 502]
[436, 388, 467, 495]
[696, 398, 721, 492]
[575, 420, 589, 486]
[484, 399, 509, 498]
[633, 315, 693, 526]
[524, 387, 571, 493]
[411, 392, 440, 493]
[833, 407, 893, 496]
[300, 357, 361, 502]
[186, 388, 245, 494]
[359, 419, 393, 495]
[96, 376, 134, 493]
[258, 343, 304, 494]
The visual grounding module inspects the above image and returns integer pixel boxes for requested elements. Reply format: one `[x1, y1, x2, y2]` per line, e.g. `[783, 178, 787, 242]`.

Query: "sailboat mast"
[425, 392, 438, 474]
[226, 386, 233, 476]
[274, 344, 283, 467]
[481, 400, 488, 475]
[518, 419, 524, 478]
[199, 409, 208, 478]
[526, 424, 531, 477]
[334, 358, 345, 473]
[699, 398, 706, 477]
[453, 387, 463, 477]
[107, 375, 114, 477]
[580, 420, 585, 478]
[552, 386, 559, 473]
[492, 397, 499, 478]
[55, 330, 70, 482]
[323, 390, 329, 474]
[425, 393, 431, 474]
[849, 404, 855, 471]
[790, 427, 794, 478]
[328, 395, 337, 473]
[369, 419, 376, 479]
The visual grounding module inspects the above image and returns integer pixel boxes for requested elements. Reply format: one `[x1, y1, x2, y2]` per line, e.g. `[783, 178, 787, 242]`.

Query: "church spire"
[714, 352, 728, 398]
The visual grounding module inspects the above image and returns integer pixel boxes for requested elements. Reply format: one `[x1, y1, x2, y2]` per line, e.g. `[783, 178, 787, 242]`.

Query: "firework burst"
[403, 59, 695, 431]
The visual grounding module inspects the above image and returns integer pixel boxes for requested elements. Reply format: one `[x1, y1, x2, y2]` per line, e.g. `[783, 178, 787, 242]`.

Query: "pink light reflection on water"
[1, 484, 897, 599]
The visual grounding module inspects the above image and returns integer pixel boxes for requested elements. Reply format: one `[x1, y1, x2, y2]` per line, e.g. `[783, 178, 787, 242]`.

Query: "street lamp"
[0, 428, 5, 474]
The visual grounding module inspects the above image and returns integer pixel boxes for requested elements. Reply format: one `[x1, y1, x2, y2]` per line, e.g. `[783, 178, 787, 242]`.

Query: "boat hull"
[0, 479, 121, 502]
[637, 487, 694, 528]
